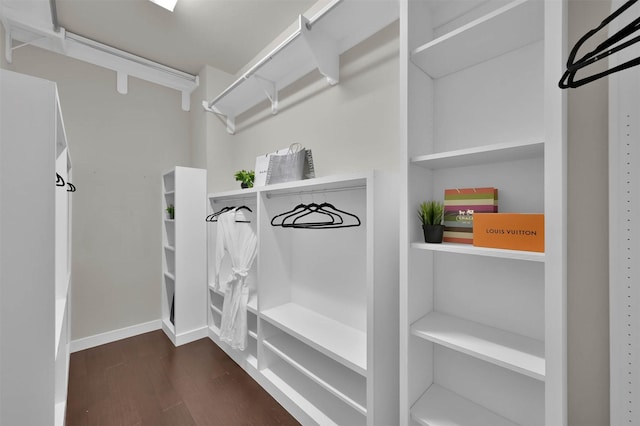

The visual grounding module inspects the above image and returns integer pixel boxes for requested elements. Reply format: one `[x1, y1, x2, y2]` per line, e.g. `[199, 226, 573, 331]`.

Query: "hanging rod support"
[253, 75, 279, 114]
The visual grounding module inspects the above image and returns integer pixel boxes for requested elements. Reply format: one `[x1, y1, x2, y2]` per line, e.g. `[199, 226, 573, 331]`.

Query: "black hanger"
[67, 182, 76, 192]
[56, 173, 65, 186]
[282, 202, 342, 228]
[559, 0, 640, 88]
[234, 206, 253, 223]
[271, 201, 361, 229]
[206, 206, 234, 222]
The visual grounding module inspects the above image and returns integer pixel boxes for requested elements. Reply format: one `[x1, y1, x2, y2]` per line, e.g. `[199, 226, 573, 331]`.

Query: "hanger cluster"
[270, 201, 361, 229]
[56, 173, 76, 192]
[206, 206, 253, 223]
[559, 0, 640, 88]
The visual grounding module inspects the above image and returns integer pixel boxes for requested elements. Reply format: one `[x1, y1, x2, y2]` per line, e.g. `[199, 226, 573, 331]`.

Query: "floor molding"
[70, 319, 162, 353]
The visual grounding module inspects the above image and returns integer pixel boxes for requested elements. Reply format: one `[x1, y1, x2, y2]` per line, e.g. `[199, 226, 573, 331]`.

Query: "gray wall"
[0, 31, 192, 339]
[567, 1, 610, 424]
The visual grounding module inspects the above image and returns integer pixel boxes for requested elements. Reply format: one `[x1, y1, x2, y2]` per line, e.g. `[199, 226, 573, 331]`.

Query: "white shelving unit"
[202, 0, 398, 134]
[161, 166, 208, 346]
[399, 1, 567, 425]
[207, 172, 398, 425]
[0, 69, 73, 426]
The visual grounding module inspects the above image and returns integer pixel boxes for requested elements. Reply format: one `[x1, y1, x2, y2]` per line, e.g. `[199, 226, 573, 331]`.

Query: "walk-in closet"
[0, 0, 624, 424]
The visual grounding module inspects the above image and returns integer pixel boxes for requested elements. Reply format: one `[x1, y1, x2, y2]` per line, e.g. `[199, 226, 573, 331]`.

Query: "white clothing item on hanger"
[215, 208, 257, 351]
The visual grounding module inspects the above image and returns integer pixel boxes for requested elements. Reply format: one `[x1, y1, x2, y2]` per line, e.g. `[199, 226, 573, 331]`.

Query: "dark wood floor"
[65, 330, 300, 426]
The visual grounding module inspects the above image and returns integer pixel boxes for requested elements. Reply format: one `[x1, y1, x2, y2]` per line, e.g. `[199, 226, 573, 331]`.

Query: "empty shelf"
[263, 332, 367, 414]
[411, 140, 544, 170]
[411, 312, 545, 380]
[411, 384, 517, 426]
[261, 303, 366, 375]
[411, 0, 543, 78]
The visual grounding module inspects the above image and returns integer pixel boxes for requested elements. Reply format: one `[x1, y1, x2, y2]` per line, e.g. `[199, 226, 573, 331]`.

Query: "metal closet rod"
[264, 184, 366, 199]
[205, 0, 342, 108]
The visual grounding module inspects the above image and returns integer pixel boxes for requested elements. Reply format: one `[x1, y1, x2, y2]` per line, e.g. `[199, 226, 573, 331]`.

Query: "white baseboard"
[70, 319, 162, 353]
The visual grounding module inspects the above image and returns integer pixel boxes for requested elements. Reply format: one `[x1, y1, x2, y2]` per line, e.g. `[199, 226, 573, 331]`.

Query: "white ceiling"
[54, 0, 316, 76]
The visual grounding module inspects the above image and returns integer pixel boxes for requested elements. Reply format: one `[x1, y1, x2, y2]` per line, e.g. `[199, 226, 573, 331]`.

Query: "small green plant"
[418, 200, 444, 226]
[234, 170, 255, 188]
[166, 204, 174, 220]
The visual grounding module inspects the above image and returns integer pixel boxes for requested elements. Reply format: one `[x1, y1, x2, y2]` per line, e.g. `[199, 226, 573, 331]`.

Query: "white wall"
[206, 21, 400, 192]
[0, 31, 192, 340]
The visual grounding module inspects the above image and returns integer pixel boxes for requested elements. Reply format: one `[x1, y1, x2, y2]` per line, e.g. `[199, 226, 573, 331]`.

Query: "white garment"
[215, 208, 257, 350]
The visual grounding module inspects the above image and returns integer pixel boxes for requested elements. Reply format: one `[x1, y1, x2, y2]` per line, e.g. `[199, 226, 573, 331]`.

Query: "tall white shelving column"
[609, 1, 640, 423]
[161, 166, 208, 346]
[0, 69, 73, 426]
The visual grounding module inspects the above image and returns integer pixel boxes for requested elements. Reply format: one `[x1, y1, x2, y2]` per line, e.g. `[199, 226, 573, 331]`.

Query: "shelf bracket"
[253, 74, 279, 115]
[4, 26, 11, 63]
[300, 15, 339, 85]
[202, 101, 236, 135]
[117, 71, 128, 94]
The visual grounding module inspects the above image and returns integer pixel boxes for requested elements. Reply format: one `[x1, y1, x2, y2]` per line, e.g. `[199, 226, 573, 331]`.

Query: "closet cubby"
[1, 70, 73, 426]
[400, 0, 566, 425]
[160, 166, 207, 346]
[207, 171, 398, 425]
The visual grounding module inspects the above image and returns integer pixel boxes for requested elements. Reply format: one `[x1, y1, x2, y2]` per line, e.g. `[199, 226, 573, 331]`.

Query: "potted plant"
[418, 200, 444, 243]
[234, 170, 255, 189]
[166, 204, 174, 220]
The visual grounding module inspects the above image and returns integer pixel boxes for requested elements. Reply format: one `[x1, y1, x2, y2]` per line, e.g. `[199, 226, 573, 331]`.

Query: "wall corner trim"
[70, 319, 162, 353]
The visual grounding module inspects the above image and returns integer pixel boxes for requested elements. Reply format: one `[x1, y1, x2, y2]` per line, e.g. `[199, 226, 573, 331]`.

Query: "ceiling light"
[149, 0, 178, 12]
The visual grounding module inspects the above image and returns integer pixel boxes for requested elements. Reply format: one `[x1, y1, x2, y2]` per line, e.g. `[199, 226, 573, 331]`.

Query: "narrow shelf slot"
[411, 383, 517, 426]
[209, 303, 222, 316]
[263, 332, 367, 415]
[262, 360, 366, 426]
[411, 0, 544, 78]
[261, 303, 366, 375]
[411, 242, 545, 262]
[411, 312, 545, 381]
[411, 140, 544, 170]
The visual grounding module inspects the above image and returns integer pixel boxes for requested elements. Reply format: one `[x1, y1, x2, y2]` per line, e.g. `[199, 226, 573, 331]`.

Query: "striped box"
[443, 187, 498, 244]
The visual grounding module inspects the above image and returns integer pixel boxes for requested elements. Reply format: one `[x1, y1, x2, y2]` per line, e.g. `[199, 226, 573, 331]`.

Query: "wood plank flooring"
[65, 330, 300, 426]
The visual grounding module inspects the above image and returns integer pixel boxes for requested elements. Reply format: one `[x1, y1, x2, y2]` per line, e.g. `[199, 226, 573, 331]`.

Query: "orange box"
[473, 213, 544, 252]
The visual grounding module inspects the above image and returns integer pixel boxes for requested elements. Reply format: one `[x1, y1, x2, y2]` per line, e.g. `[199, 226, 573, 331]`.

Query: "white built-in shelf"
[164, 190, 175, 196]
[411, 140, 544, 170]
[263, 332, 367, 415]
[411, 0, 544, 78]
[164, 271, 175, 281]
[209, 283, 258, 314]
[203, 0, 398, 133]
[411, 242, 545, 262]
[262, 361, 366, 426]
[411, 384, 518, 426]
[411, 312, 545, 381]
[261, 303, 367, 376]
[248, 330, 258, 340]
[164, 245, 175, 252]
[263, 172, 368, 198]
[209, 303, 222, 316]
[54, 296, 67, 358]
[164, 219, 175, 224]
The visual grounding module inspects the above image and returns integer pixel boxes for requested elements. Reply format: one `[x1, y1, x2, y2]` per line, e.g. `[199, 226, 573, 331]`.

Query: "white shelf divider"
[263, 332, 367, 415]
[261, 302, 367, 376]
[411, 140, 544, 170]
[411, 312, 545, 381]
[411, 242, 545, 262]
[411, 0, 544, 78]
[411, 384, 518, 426]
